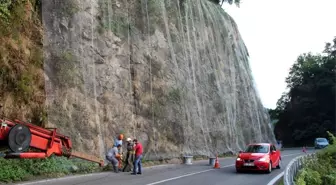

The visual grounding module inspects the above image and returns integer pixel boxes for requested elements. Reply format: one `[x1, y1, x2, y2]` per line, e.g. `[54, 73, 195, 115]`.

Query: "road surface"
[15, 149, 311, 185]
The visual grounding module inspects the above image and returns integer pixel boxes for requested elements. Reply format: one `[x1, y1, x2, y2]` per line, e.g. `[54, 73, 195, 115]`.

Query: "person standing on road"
[122, 138, 135, 172]
[106, 144, 122, 173]
[131, 139, 143, 175]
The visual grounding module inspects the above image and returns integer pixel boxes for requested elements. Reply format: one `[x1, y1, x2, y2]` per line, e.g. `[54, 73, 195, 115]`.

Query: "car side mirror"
[271, 150, 276, 154]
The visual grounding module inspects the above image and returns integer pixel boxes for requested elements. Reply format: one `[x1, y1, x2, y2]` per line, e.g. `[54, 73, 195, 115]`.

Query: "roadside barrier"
[283, 153, 315, 185]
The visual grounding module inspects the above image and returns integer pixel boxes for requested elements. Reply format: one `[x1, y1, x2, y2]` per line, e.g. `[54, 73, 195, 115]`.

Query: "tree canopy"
[273, 37, 336, 146]
[208, 0, 241, 7]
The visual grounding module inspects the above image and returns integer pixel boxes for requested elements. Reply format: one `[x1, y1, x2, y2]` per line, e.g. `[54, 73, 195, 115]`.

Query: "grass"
[49, 50, 82, 89]
[278, 180, 284, 185]
[0, 0, 46, 119]
[97, 0, 129, 38]
[295, 131, 336, 185]
[0, 156, 102, 183]
[57, 0, 80, 18]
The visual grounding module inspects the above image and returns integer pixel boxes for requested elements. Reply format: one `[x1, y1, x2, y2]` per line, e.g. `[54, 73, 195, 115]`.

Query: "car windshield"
[244, 145, 269, 153]
[317, 138, 327, 142]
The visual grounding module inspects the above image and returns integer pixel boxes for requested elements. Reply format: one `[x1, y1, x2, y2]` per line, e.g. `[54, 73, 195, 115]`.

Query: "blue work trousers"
[133, 155, 143, 174]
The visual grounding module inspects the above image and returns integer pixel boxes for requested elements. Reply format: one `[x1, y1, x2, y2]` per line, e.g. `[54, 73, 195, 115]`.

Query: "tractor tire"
[8, 124, 32, 153]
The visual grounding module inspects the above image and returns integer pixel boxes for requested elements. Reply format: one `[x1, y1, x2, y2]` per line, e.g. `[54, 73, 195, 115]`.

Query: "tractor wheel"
[8, 124, 32, 153]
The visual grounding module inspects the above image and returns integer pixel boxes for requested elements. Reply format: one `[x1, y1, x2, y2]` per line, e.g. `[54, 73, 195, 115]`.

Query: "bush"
[295, 131, 336, 185]
[296, 168, 322, 185]
[0, 156, 102, 183]
[0, 0, 11, 22]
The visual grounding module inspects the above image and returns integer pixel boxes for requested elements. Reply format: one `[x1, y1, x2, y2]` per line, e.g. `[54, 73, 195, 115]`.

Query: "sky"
[221, 0, 336, 109]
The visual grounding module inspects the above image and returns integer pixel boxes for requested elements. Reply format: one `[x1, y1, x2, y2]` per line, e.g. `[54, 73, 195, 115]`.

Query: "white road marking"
[266, 172, 284, 185]
[16, 164, 180, 185]
[16, 173, 112, 185]
[282, 152, 303, 157]
[266, 152, 308, 185]
[146, 152, 303, 185]
[145, 164, 235, 185]
[17, 152, 305, 185]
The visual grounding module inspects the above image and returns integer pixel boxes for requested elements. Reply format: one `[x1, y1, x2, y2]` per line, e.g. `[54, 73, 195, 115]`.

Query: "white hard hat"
[126, 138, 132, 142]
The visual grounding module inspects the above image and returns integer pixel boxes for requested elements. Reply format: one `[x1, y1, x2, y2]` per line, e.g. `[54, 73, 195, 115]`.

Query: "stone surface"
[41, 0, 276, 161]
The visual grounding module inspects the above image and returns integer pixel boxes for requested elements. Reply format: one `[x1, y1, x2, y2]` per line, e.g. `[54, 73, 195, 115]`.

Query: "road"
[15, 149, 311, 185]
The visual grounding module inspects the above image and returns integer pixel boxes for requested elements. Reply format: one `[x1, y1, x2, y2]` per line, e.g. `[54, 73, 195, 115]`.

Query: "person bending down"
[106, 144, 122, 173]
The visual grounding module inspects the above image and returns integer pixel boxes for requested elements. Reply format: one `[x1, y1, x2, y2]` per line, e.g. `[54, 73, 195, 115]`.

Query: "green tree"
[274, 37, 336, 146]
[208, 0, 241, 7]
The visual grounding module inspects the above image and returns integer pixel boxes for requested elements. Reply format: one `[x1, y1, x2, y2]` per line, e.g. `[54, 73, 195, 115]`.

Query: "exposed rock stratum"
[42, 0, 276, 161]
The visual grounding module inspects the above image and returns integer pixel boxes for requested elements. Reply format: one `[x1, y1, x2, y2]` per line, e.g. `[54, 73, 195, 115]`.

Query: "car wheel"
[267, 162, 272, 173]
[276, 159, 282, 169]
[236, 168, 241, 173]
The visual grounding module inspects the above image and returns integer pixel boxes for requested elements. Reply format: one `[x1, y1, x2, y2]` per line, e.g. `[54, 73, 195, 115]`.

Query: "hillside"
[1, 0, 276, 162]
[0, 0, 46, 125]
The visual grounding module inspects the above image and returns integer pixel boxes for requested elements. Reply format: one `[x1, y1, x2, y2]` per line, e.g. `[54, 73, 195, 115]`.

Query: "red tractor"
[0, 118, 104, 166]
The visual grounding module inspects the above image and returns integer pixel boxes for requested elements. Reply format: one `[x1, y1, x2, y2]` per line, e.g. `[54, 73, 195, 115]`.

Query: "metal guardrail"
[284, 153, 316, 185]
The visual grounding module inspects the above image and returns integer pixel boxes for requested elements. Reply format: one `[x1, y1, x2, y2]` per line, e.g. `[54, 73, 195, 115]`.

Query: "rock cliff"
[41, 0, 276, 160]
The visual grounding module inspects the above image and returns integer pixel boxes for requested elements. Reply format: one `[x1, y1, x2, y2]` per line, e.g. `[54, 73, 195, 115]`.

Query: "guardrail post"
[284, 153, 315, 185]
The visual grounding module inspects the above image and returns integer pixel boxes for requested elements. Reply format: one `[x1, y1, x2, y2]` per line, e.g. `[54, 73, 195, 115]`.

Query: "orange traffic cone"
[214, 154, 220, 169]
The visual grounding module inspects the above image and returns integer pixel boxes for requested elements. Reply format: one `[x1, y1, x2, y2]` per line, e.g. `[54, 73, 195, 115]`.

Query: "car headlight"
[258, 157, 269, 162]
[236, 157, 242, 161]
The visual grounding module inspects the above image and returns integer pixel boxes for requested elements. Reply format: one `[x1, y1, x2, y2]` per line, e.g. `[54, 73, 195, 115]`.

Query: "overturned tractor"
[0, 118, 104, 166]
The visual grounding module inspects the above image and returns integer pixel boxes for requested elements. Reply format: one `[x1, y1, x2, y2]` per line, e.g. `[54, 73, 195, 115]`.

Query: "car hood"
[238, 153, 267, 160]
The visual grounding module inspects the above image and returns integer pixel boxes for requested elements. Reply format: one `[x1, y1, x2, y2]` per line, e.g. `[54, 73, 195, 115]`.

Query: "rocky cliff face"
[42, 0, 276, 160]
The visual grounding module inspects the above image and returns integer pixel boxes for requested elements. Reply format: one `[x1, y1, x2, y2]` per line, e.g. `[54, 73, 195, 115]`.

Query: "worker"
[131, 139, 143, 175]
[114, 134, 123, 148]
[122, 138, 134, 172]
[114, 134, 124, 153]
[106, 144, 122, 173]
[114, 134, 124, 170]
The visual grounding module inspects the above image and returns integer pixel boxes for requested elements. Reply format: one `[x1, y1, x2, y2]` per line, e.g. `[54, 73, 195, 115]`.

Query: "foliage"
[0, 156, 102, 183]
[97, 0, 130, 37]
[295, 132, 336, 185]
[273, 37, 336, 146]
[50, 50, 81, 89]
[1, 0, 25, 35]
[0, 0, 44, 108]
[168, 88, 182, 104]
[208, 0, 240, 7]
[0, 0, 11, 22]
[57, 0, 79, 18]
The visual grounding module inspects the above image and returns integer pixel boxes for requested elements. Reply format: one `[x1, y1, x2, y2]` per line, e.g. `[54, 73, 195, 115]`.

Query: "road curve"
[15, 149, 311, 185]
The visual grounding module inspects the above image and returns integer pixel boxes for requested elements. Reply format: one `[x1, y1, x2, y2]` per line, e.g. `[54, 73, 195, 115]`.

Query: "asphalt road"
[15, 149, 311, 185]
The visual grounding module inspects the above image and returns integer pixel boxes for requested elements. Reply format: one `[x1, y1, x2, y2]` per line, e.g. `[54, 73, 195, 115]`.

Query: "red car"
[235, 143, 281, 173]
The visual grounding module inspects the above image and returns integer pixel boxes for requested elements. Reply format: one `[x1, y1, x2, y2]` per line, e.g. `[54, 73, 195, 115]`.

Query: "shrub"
[295, 132, 336, 185]
[0, 156, 102, 183]
[0, 0, 11, 22]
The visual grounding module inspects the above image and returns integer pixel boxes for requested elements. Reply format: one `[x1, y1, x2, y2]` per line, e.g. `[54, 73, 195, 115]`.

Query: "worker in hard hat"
[114, 134, 124, 170]
[106, 144, 122, 173]
[114, 134, 123, 147]
[122, 138, 135, 172]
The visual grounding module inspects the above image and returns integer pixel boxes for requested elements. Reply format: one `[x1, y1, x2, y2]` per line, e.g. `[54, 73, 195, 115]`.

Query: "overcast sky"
[222, 0, 336, 109]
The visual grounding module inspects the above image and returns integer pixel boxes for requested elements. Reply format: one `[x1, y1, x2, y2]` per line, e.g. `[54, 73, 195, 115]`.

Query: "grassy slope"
[0, 0, 46, 125]
[295, 132, 336, 185]
[0, 156, 102, 183]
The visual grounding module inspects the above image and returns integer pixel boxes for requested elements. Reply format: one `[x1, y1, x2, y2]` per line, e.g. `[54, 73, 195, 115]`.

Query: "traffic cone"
[214, 154, 220, 169]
